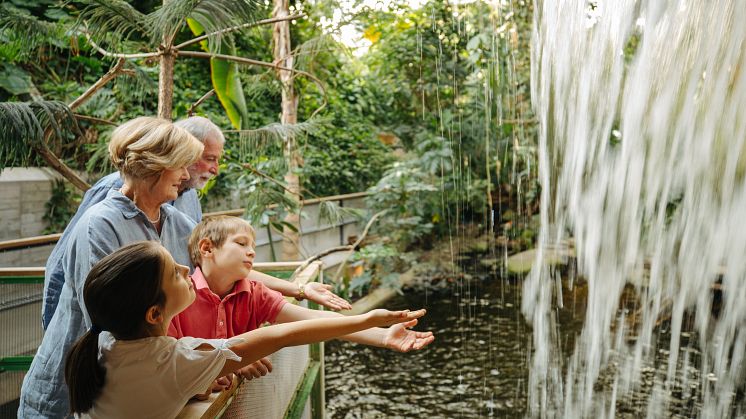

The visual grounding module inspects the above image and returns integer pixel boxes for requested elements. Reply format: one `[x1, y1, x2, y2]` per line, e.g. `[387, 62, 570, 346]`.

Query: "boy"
[169, 216, 434, 384]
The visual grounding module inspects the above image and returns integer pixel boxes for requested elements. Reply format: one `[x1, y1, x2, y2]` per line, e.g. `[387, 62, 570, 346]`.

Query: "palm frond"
[76, 89, 118, 119]
[241, 73, 281, 100]
[84, 129, 115, 174]
[0, 101, 79, 170]
[242, 186, 299, 225]
[231, 117, 328, 162]
[293, 34, 344, 74]
[234, 117, 327, 143]
[113, 63, 158, 103]
[318, 200, 365, 226]
[75, 0, 148, 46]
[147, 0, 259, 49]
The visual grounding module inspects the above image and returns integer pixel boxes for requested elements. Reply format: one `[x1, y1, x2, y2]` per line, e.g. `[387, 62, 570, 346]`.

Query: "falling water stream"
[526, 0, 746, 417]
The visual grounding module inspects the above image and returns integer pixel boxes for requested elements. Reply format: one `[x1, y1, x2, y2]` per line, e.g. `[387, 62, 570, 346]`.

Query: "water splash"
[525, 1, 746, 417]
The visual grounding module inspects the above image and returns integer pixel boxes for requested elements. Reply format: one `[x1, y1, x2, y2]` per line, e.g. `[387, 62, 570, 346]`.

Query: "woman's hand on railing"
[381, 317, 435, 352]
[303, 282, 352, 311]
[235, 357, 273, 380]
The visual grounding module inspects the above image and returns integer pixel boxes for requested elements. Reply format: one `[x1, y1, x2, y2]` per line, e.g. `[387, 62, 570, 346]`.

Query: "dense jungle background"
[0, 0, 537, 297]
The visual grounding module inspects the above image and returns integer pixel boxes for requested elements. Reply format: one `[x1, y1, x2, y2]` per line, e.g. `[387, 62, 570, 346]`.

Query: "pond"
[324, 255, 583, 418]
[324, 254, 725, 418]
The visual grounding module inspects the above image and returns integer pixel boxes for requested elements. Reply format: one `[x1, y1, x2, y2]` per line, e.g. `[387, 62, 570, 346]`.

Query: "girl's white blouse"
[83, 332, 243, 419]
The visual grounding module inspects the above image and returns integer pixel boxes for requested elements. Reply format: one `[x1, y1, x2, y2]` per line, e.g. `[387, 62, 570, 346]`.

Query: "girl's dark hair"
[65, 241, 169, 414]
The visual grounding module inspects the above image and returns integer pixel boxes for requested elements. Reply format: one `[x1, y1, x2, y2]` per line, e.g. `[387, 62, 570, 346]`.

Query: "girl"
[64, 241, 426, 418]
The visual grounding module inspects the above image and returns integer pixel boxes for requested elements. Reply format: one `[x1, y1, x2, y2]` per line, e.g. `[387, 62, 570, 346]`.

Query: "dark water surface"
[324, 258, 563, 418]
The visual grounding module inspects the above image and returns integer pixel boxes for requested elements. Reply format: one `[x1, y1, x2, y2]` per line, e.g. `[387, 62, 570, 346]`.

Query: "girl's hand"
[367, 308, 427, 327]
[303, 282, 352, 311]
[192, 374, 234, 400]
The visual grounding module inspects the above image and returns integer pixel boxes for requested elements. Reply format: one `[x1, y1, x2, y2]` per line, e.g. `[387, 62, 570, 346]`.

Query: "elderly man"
[42, 116, 349, 330]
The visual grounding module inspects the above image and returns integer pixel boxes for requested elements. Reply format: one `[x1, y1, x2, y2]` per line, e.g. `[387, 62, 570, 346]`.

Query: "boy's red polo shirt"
[168, 267, 287, 339]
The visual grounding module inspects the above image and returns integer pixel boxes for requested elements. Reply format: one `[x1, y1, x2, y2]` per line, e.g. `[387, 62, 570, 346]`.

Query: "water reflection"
[326, 264, 535, 418]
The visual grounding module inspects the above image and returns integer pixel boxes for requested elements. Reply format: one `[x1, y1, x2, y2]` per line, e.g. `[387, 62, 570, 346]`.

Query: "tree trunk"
[157, 0, 175, 120]
[273, 0, 302, 261]
[158, 48, 175, 119]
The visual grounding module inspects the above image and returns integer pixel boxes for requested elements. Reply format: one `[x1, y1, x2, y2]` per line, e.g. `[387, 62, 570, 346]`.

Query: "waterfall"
[525, 1, 746, 416]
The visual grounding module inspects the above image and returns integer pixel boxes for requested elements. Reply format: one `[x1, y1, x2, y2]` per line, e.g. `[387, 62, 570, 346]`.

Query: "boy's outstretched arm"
[247, 270, 352, 311]
[274, 304, 435, 352]
[217, 309, 426, 378]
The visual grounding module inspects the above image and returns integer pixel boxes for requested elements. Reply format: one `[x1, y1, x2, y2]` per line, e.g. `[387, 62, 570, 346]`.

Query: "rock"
[506, 246, 575, 274]
[479, 258, 499, 268]
[467, 240, 489, 253]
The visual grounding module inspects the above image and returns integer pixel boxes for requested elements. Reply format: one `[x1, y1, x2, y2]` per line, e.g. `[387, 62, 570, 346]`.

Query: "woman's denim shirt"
[41, 172, 202, 329]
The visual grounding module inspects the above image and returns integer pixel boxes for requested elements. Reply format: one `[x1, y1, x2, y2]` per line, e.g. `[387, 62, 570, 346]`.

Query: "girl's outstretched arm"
[216, 309, 426, 378]
[275, 303, 435, 352]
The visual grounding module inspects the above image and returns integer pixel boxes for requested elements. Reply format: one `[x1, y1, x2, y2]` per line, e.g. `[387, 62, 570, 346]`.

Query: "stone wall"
[0, 168, 59, 241]
[0, 168, 61, 268]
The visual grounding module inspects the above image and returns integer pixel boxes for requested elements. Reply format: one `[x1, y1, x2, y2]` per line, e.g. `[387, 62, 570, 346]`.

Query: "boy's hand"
[303, 283, 352, 311]
[235, 357, 273, 380]
[382, 319, 435, 352]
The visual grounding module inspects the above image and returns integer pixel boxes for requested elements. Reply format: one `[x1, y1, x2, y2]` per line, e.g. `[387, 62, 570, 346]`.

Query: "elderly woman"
[19, 117, 203, 418]
[40, 116, 223, 330]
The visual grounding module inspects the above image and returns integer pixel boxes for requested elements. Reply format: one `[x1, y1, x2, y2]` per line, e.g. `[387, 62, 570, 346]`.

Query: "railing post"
[338, 199, 345, 247]
[309, 269, 325, 419]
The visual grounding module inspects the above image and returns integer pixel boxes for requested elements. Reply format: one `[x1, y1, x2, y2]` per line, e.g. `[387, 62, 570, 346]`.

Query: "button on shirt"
[169, 267, 287, 339]
[19, 190, 197, 419]
[41, 172, 202, 329]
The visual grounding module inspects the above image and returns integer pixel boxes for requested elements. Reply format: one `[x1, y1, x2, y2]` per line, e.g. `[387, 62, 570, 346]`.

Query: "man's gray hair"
[174, 116, 225, 145]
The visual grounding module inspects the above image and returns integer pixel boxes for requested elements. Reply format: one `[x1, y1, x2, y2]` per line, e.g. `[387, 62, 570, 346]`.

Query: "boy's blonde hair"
[189, 215, 256, 266]
[108, 116, 204, 180]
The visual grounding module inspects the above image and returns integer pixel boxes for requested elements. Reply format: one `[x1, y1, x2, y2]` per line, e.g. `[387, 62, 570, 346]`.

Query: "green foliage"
[0, 0, 538, 275]
[43, 179, 81, 234]
[300, 117, 393, 196]
[150, 0, 258, 48]
[364, 131, 492, 249]
[0, 63, 35, 95]
[347, 243, 401, 298]
[0, 2, 70, 63]
[317, 200, 365, 227]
